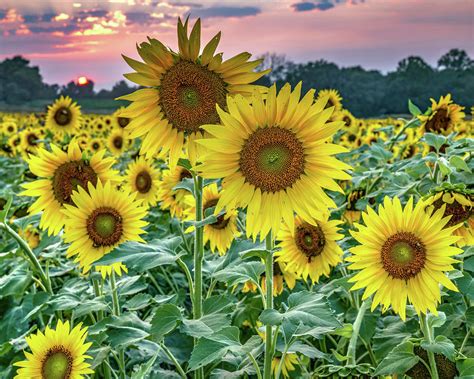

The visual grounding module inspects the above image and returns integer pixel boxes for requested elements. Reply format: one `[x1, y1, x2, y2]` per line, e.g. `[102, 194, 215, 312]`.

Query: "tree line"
[0, 49, 472, 117]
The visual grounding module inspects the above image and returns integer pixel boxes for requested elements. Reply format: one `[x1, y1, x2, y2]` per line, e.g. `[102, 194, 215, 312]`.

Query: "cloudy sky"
[1, 0, 473, 89]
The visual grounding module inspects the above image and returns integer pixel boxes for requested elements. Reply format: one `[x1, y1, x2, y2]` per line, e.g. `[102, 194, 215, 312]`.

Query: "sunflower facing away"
[62, 180, 148, 273]
[419, 94, 465, 135]
[118, 17, 269, 167]
[425, 190, 473, 247]
[185, 182, 240, 255]
[158, 165, 194, 219]
[275, 216, 343, 283]
[14, 319, 93, 379]
[46, 96, 82, 136]
[21, 141, 120, 236]
[124, 156, 161, 208]
[197, 82, 352, 240]
[347, 196, 462, 320]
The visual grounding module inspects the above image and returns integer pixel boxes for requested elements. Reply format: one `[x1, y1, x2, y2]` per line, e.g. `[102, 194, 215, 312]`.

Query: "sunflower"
[272, 353, 299, 378]
[107, 128, 129, 156]
[113, 107, 131, 129]
[124, 156, 161, 208]
[96, 262, 128, 279]
[425, 190, 473, 247]
[344, 188, 366, 224]
[419, 94, 465, 135]
[45, 96, 82, 136]
[347, 196, 462, 320]
[118, 17, 269, 167]
[20, 127, 44, 155]
[21, 141, 120, 236]
[14, 319, 93, 379]
[2, 119, 17, 136]
[275, 216, 343, 283]
[261, 261, 297, 296]
[317, 89, 343, 112]
[340, 109, 357, 132]
[18, 226, 41, 249]
[184, 182, 240, 255]
[158, 165, 194, 219]
[197, 83, 351, 240]
[89, 138, 104, 153]
[62, 180, 148, 273]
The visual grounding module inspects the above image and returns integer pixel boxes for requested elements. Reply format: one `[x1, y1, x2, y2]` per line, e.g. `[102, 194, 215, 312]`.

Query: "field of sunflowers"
[0, 18, 473, 379]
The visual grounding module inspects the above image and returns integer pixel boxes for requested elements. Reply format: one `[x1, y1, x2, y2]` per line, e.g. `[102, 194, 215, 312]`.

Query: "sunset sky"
[1, 0, 473, 89]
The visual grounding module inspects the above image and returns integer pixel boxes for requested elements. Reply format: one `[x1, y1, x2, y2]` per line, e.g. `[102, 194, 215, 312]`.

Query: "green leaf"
[107, 325, 150, 348]
[424, 133, 447, 152]
[213, 261, 265, 287]
[290, 341, 326, 359]
[449, 156, 472, 173]
[188, 327, 241, 370]
[92, 237, 184, 271]
[239, 243, 267, 260]
[438, 157, 452, 176]
[124, 293, 152, 311]
[0, 266, 31, 298]
[426, 311, 446, 329]
[73, 298, 108, 318]
[150, 304, 182, 341]
[421, 335, 455, 361]
[131, 351, 159, 379]
[457, 358, 474, 378]
[373, 341, 419, 376]
[259, 291, 340, 331]
[408, 99, 422, 116]
[0, 195, 12, 222]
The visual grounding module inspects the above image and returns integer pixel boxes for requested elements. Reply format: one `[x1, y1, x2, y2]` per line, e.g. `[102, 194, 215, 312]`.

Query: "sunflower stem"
[159, 342, 187, 378]
[420, 313, 439, 379]
[0, 221, 56, 300]
[347, 299, 369, 366]
[193, 174, 204, 379]
[263, 231, 274, 379]
[92, 277, 112, 379]
[110, 271, 126, 379]
[388, 117, 417, 150]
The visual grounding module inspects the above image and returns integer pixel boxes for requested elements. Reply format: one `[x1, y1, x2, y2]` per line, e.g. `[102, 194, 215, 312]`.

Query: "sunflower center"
[52, 160, 98, 205]
[433, 197, 472, 227]
[159, 60, 227, 134]
[54, 107, 72, 126]
[425, 108, 450, 133]
[381, 232, 426, 280]
[41, 347, 73, 379]
[135, 170, 152, 193]
[27, 133, 39, 146]
[113, 136, 123, 149]
[87, 207, 123, 247]
[240, 127, 305, 193]
[179, 169, 192, 181]
[325, 99, 334, 109]
[295, 222, 326, 261]
[343, 116, 352, 127]
[118, 116, 130, 128]
[204, 198, 229, 229]
[92, 142, 100, 150]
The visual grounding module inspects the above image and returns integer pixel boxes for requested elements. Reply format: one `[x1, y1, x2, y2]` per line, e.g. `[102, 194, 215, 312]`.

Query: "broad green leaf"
[424, 133, 447, 152]
[107, 325, 150, 348]
[93, 237, 184, 271]
[408, 99, 421, 116]
[73, 298, 108, 318]
[131, 351, 159, 379]
[188, 327, 241, 370]
[457, 358, 474, 378]
[124, 293, 152, 311]
[450, 156, 471, 173]
[373, 341, 419, 376]
[151, 304, 182, 341]
[213, 261, 265, 286]
[0, 266, 31, 298]
[426, 311, 446, 329]
[421, 335, 455, 361]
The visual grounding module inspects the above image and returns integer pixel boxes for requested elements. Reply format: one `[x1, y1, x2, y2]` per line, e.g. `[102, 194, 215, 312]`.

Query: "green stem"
[110, 272, 125, 379]
[247, 352, 262, 379]
[388, 117, 417, 150]
[160, 342, 187, 379]
[420, 313, 439, 379]
[92, 278, 111, 379]
[193, 175, 204, 379]
[177, 257, 194, 306]
[347, 299, 369, 366]
[263, 232, 274, 379]
[460, 330, 471, 355]
[0, 222, 53, 295]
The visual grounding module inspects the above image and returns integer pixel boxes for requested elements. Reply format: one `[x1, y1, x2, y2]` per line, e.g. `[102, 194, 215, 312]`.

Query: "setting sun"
[77, 76, 89, 85]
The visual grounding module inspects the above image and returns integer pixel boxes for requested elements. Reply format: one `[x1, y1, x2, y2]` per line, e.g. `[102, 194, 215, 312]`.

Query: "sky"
[1, 0, 473, 89]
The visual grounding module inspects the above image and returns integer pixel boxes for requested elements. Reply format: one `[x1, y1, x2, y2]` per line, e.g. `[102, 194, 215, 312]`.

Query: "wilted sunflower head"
[45, 96, 82, 136]
[419, 94, 465, 135]
[118, 17, 270, 167]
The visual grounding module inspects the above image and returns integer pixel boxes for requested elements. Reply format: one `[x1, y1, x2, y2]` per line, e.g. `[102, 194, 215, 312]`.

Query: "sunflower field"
[0, 18, 473, 379]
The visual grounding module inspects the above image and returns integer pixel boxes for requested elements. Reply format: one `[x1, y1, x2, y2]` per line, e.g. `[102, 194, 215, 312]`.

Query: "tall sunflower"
[124, 156, 161, 208]
[419, 94, 465, 135]
[14, 320, 93, 379]
[184, 182, 240, 255]
[62, 180, 148, 273]
[425, 190, 473, 247]
[21, 141, 120, 236]
[347, 196, 462, 320]
[117, 17, 269, 167]
[275, 216, 343, 283]
[197, 83, 351, 240]
[45, 96, 82, 136]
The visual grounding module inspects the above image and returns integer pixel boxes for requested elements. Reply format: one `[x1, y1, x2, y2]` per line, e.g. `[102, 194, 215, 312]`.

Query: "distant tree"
[255, 53, 296, 86]
[60, 80, 95, 98]
[96, 80, 137, 99]
[438, 49, 473, 71]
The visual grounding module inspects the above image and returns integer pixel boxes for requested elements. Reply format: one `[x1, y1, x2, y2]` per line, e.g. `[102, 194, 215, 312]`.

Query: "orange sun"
[77, 76, 89, 86]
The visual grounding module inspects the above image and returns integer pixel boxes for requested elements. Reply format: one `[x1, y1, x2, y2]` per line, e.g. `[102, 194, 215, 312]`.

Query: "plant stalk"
[420, 313, 439, 379]
[263, 232, 274, 379]
[347, 299, 369, 365]
[110, 271, 126, 379]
